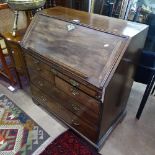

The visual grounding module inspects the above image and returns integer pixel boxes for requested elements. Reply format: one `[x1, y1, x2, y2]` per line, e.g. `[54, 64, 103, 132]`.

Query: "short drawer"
[55, 76, 100, 114]
[31, 84, 98, 143]
[30, 73, 53, 93]
[25, 53, 54, 82]
[53, 70, 100, 98]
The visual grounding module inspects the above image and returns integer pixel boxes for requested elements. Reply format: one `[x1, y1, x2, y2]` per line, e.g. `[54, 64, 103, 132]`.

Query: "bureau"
[21, 7, 148, 149]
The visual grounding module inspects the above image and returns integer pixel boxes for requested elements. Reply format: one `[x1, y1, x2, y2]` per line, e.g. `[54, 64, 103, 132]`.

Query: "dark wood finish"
[55, 76, 99, 113]
[21, 7, 148, 149]
[136, 73, 155, 119]
[0, 45, 15, 85]
[31, 84, 98, 142]
[0, 3, 9, 10]
[25, 53, 53, 82]
[2, 29, 27, 75]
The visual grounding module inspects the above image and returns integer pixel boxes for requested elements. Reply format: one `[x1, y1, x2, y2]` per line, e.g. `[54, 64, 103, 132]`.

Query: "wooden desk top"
[42, 7, 148, 38]
[22, 8, 130, 88]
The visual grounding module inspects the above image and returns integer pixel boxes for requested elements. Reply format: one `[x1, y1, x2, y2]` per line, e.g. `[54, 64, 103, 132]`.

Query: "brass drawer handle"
[71, 104, 80, 111]
[38, 81, 44, 87]
[72, 119, 80, 126]
[36, 68, 41, 71]
[71, 87, 79, 96]
[40, 96, 47, 102]
[33, 59, 39, 64]
[51, 68, 57, 75]
[70, 79, 79, 87]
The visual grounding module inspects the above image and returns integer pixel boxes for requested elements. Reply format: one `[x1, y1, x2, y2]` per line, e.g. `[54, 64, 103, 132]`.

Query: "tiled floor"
[0, 82, 155, 155]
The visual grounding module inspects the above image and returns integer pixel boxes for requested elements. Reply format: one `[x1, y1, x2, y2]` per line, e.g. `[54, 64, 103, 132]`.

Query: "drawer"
[50, 86, 99, 127]
[31, 84, 98, 143]
[30, 75, 99, 126]
[52, 70, 100, 98]
[30, 73, 53, 94]
[55, 76, 99, 114]
[30, 73, 99, 127]
[25, 53, 54, 82]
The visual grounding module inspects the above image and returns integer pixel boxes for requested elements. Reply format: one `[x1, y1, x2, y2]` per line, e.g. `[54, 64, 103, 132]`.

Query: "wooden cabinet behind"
[3, 29, 27, 75]
[21, 7, 148, 149]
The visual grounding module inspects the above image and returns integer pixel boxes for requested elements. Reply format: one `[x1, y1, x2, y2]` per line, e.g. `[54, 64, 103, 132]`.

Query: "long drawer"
[55, 76, 100, 114]
[31, 84, 98, 142]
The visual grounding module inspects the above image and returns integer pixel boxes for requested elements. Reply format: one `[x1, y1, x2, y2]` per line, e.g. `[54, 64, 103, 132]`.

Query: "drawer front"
[50, 86, 99, 127]
[55, 76, 99, 114]
[30, 74, 99, 126]
[30, 72, 52, 94]
[30, 73, 99, 126]
[25, 53, 54, 82]
[52, 70, 99, 98]
[31, 84, 98, 143]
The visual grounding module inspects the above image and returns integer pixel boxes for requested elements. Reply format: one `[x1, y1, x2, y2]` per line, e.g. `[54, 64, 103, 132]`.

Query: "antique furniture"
[0, 34, 21, 86]
[0, 3, 27, 34]
[21, 7, 148, 149]
[0, 3, 29, 88]
[7, 0, 46, 36]
[2, 29, 27, 77]
[0, 3, 22, 86]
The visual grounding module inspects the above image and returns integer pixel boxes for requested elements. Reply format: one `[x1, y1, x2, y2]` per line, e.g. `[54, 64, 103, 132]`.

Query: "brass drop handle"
[36, 68, 41, 71]
[33, 59, 39, 64]
[72, 119, 80, 126]
[51, 68, 57, 75]
[71, 104, 80, 111]
[70, 79, 79, 87]
[41, 96, 47, 102]
[38, 81, 43, 87]
[71, 87, 79, 96]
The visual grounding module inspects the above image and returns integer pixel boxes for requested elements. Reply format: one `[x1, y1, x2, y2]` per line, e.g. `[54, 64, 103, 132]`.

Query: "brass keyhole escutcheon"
[72, 119, 80, 126]
[72, 104, 80, 111]
[71, 87, 79, 96]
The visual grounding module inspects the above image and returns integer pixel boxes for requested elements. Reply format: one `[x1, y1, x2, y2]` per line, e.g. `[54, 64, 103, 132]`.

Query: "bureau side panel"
[98, 56, 133, 140]
[98, 27, 148, 143]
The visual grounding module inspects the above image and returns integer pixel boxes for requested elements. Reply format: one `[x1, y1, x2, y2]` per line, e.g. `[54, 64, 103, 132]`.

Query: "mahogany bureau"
[21, 7, 148, 149]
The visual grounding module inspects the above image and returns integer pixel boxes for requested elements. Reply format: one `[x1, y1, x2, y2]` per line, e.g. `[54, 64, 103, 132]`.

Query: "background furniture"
[3, 30, 27, 76]
[0, 34, 21, 86]
[0, 3, 27, 88]
[0, 3, 27, 34]
[144, 13, 155, 51]
[135, 51, 155, 119]
[136, 66, 155, 119]
[134, 13, 155, 119]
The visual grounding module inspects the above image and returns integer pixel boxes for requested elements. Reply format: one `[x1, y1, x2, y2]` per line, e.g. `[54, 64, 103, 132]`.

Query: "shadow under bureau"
[21, 7, 148, 149]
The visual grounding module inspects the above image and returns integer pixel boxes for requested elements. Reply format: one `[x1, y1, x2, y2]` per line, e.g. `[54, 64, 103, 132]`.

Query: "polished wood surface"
[22, 7, 148, 149]
[55, 76, 99, 114]
[22, 12, 129, 88]
[0, 45, 15, 85]
[2, 29, 27, 75]
[31, 84, 98, 142]
[42, 7, 148, 37]
[0, 3, 9, 10]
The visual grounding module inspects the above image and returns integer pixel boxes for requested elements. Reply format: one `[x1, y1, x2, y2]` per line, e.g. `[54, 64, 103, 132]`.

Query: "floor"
[0, 82, 155, 155]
